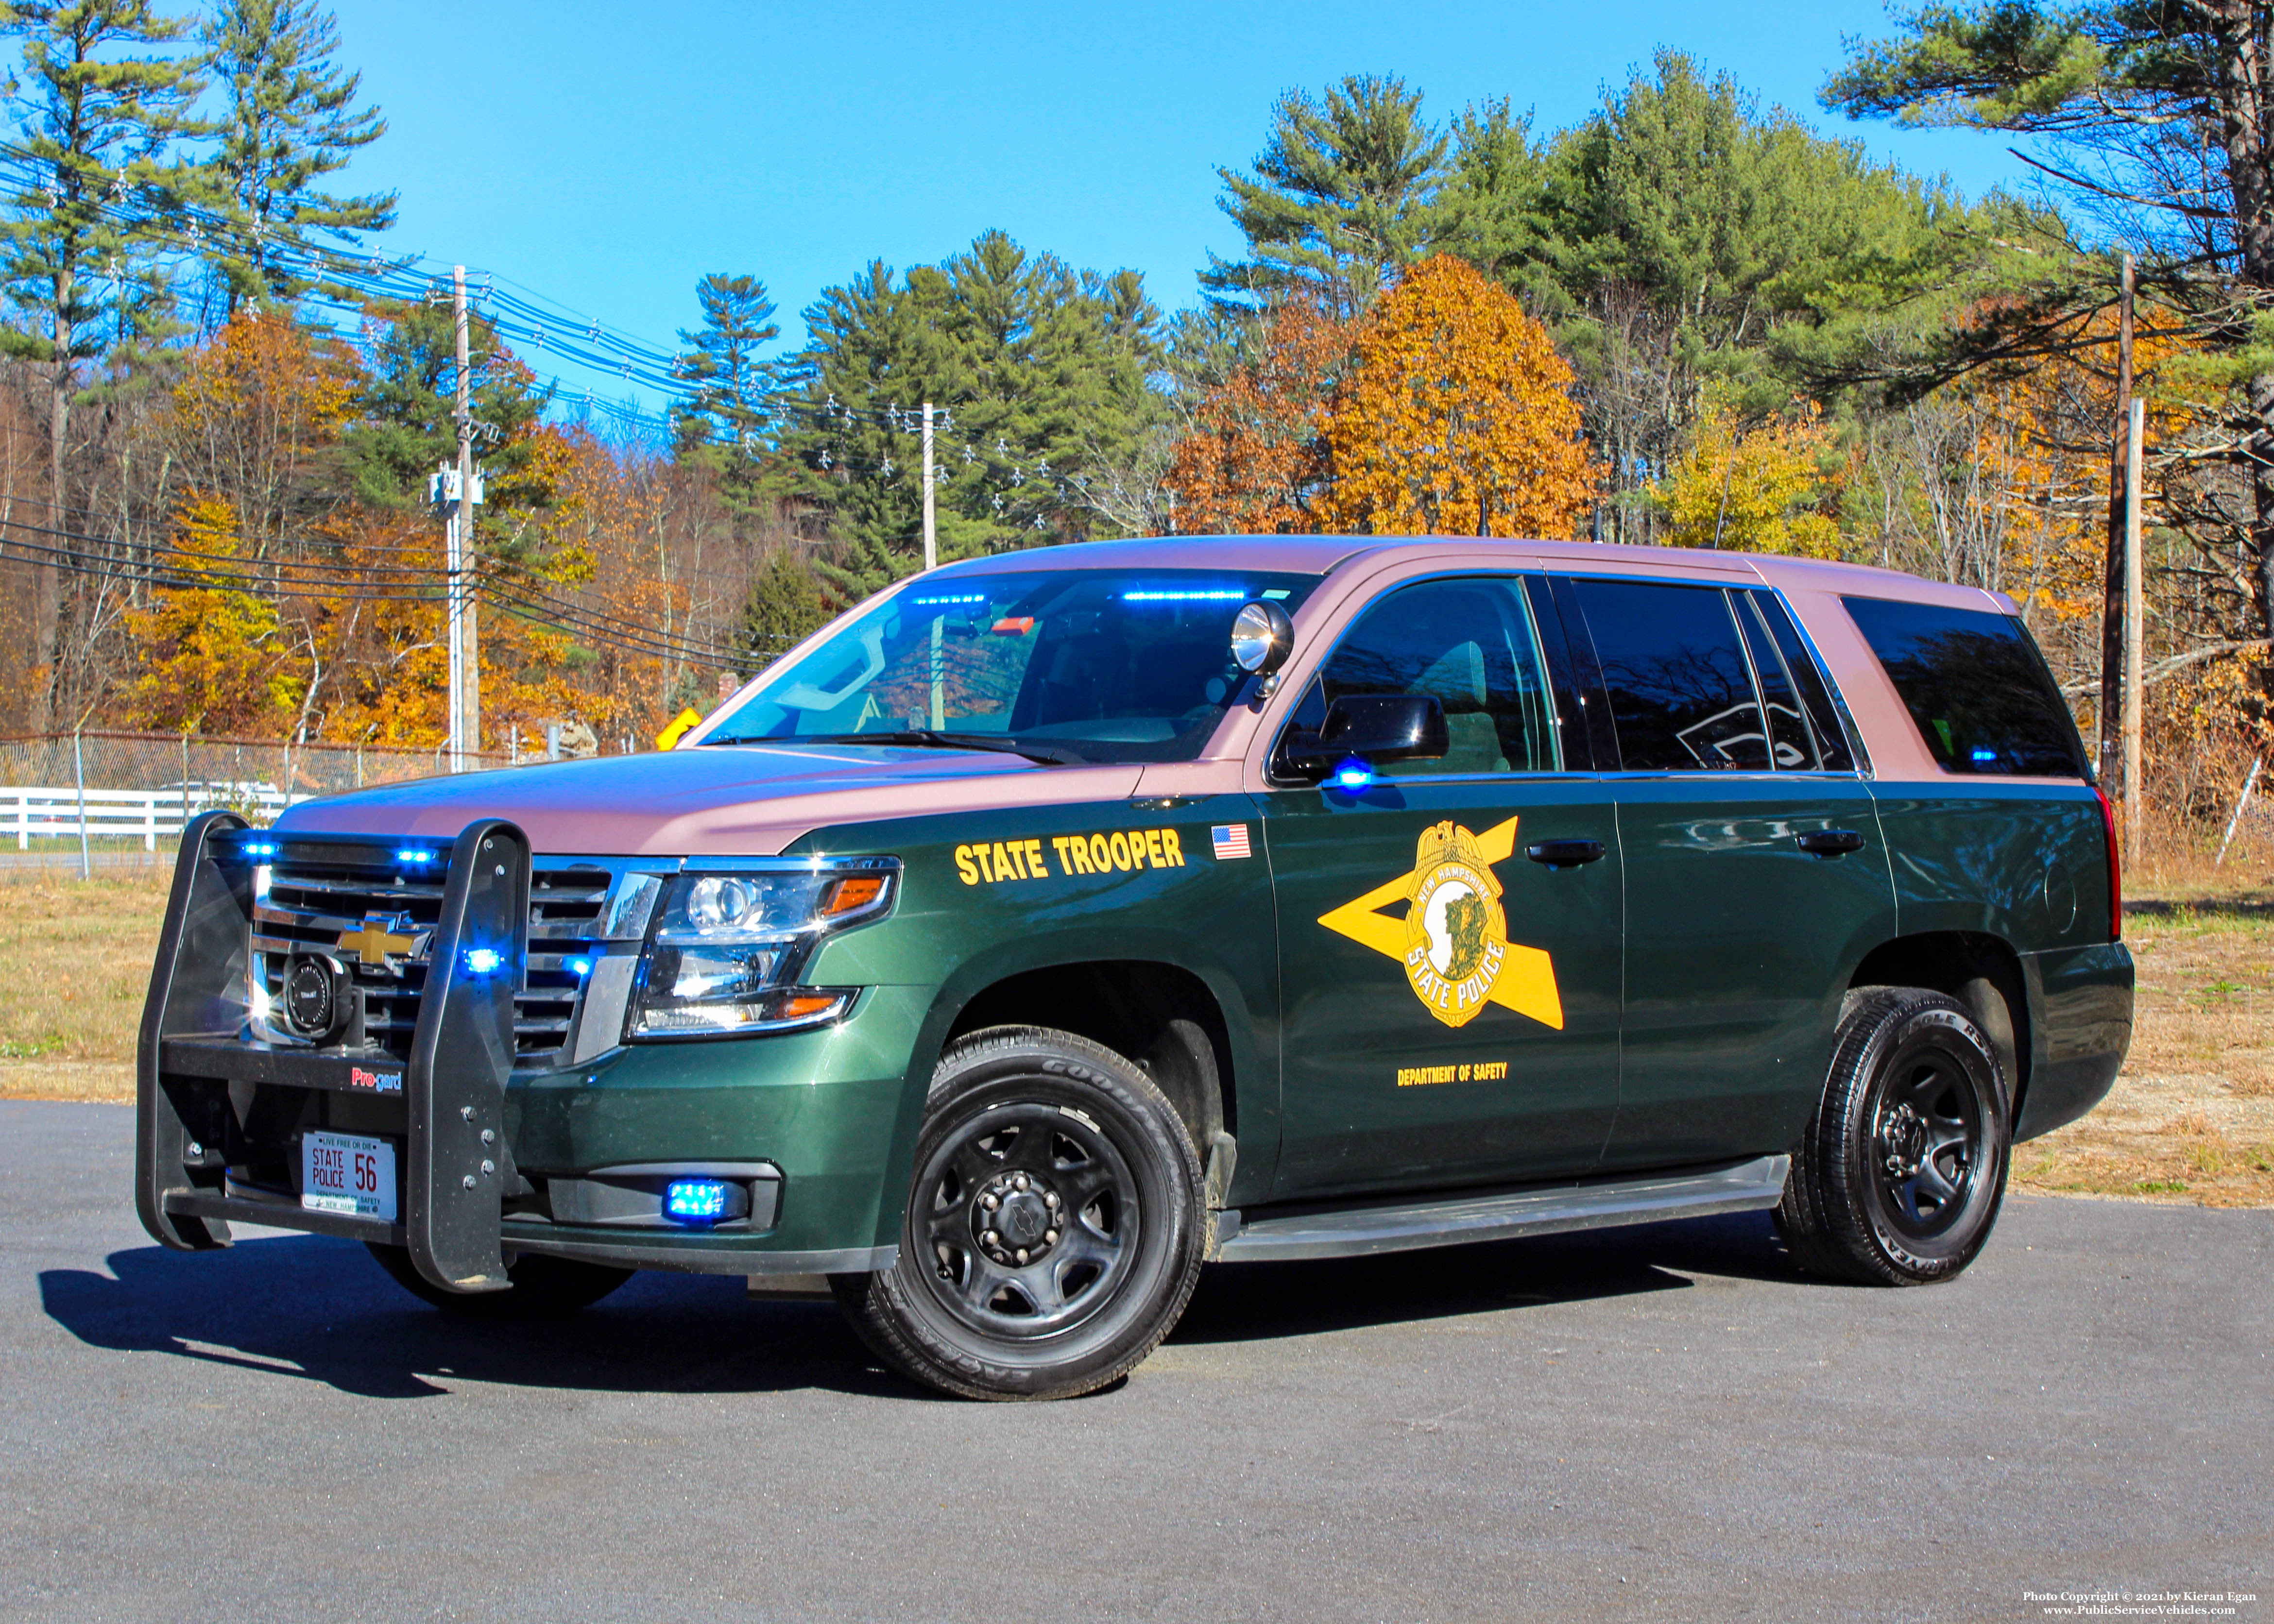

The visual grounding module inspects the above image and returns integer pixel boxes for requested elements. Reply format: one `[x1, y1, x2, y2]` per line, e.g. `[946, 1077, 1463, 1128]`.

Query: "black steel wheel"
[365, 1242, 633, 1317]
[1776, 986, 2011, 1286]
[832, 1025, 1205, 1400]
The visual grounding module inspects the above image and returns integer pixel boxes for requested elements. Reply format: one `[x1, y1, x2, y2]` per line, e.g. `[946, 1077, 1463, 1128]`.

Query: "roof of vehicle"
[927, 535, 2017, 613]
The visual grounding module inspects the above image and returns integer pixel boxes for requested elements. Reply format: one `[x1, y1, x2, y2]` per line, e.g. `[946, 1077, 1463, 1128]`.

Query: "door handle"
[1526, 839, 1606, 869]
[1796, 829, 1866, 857]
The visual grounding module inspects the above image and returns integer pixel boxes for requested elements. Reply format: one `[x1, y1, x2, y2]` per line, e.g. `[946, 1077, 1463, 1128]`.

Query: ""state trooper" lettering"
[954, 827, 1187, 885]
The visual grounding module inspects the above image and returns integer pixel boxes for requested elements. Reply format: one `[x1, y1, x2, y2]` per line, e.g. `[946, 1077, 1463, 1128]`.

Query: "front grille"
[252, 840, 648, 1072]
[519, 866, 612, 1064]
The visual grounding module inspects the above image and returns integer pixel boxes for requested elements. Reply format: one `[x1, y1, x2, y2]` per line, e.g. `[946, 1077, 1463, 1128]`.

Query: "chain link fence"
[0, 730, 511, 800]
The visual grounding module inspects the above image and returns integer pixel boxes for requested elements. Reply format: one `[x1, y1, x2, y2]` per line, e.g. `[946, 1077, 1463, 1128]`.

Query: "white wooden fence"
[0, 786, 313, 850]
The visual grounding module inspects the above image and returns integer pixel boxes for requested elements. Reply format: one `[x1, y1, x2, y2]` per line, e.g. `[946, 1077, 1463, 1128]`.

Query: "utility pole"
[920, 400, 937, 571]
[921, 401, 942, 727]
[2122, 396, 2146, 863]
[453, 266, 479, 768]
[2097, 252, 2136, 790]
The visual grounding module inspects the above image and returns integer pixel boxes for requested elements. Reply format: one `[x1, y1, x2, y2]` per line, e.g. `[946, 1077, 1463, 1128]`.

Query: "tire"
[365, 1242, 633, 1318]
[832, 1024, 1206, 1400]
[1775, 986, 2012, 1286]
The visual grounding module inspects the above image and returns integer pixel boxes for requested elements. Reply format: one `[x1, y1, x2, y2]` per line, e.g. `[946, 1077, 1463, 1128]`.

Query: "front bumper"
[137, 815, 916, 1287]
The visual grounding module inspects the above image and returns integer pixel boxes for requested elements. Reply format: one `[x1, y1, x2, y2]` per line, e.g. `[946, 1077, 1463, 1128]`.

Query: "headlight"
[626, 861, 896, 1038]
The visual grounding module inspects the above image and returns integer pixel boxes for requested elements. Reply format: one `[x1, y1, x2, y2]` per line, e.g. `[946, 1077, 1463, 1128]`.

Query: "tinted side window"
[1285, 577, 1560, 776]
[1735, 595, 1816, 769]
[1841, 595, 2087, 777]
[1750, 590, 1856, 772]
[1570, 579, 1769, 771]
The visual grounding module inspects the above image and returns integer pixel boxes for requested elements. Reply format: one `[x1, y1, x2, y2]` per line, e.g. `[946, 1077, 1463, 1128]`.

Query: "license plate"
[301, 1131, 397, 1221]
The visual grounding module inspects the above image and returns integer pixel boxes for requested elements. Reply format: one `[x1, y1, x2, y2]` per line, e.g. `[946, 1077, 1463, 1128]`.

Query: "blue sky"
[322, 0, 2030, 411]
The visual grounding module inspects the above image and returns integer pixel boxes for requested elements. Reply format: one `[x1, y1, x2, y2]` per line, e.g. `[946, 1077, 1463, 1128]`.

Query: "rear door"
[1261, 573, 1624, 1201]
[1553, 575, 1898, 1172]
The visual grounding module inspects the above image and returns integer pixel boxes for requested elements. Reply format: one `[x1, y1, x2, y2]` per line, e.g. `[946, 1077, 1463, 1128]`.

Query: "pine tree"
[342, 299, 552, 525]
[742, 548, 828, 666]
[671, 271, 780, 507]
[784, 231, 1165, 600]
[0, 0, 211, 724]
[200, 0, 393, 315]
[1825, 0, 2274, 698]
[1201, 74, 1451, 320]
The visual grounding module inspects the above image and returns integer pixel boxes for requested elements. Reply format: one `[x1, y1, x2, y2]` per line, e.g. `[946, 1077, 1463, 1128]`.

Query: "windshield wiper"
[794, 730, 1087, 766]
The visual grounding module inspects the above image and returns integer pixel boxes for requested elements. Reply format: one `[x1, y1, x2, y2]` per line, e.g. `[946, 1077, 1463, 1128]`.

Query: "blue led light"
[1122, 589, 1248, 602]
[1970, 747, 1998, 763]
[567, 957, 593, 978]
[664, 1179, 732, 1224]
[243, 841, 277, 858]
[396, 848, 435, 864]
[1332, 757, 1377, 791]
[461, 947, 503, 975]
[911, 592, 987, 606]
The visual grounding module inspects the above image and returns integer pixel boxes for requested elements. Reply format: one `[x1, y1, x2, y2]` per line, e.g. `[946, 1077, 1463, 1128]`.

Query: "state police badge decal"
[1316, 814, 1566, 1032]
[1401, 821, 1507, 1028]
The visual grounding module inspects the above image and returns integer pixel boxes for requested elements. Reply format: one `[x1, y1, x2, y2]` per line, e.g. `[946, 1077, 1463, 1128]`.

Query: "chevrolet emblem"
[337, 914, 421, 969]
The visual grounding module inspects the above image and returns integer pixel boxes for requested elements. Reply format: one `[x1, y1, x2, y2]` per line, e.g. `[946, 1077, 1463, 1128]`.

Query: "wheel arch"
[964, 960, 1236, 1142]
[1847, 930, 2032, 1114]
[870, 932, 1266, 1248]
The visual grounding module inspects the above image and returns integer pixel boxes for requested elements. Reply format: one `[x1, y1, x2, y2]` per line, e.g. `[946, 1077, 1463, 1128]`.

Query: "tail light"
[2094, 786, 2122, 942]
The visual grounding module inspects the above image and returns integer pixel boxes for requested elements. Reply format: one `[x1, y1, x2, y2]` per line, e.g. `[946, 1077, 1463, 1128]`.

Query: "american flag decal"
[1211, 824, 1252, 860]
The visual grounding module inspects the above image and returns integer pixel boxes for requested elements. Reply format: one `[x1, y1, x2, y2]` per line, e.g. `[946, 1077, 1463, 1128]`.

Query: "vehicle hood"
[274, 744, 1145, 856]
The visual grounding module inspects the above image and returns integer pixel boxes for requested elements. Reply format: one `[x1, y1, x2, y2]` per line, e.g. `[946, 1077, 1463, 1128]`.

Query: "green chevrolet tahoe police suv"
[136, 535, 2133, 1399]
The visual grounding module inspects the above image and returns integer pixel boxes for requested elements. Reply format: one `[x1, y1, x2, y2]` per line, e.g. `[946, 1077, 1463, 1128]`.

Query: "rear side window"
[1568, 579, 1768, 771]
[1841, 595, 2088, 778]
[1748, 590, 1855, 772]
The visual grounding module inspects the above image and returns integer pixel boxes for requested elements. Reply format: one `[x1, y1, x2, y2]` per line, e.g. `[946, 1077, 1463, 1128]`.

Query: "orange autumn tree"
[167, 310, 357, 559]
[122, 494, 302, 733]
[1320, 255, 1597, 537]
[1165, 298, 1349, 533]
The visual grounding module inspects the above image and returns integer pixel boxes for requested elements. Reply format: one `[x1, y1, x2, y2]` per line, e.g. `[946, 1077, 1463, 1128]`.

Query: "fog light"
[664, 1179, 733, 1224]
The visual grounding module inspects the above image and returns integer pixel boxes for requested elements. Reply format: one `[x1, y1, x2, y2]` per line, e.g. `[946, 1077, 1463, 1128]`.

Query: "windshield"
[700, 567, 1322, 763]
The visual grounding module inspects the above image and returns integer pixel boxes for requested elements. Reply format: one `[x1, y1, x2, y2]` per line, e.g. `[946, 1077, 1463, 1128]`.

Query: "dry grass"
[2013, 851, 2274, 1208]
[3, 852, 2270, 1207]
[0, 865, 168, 1102]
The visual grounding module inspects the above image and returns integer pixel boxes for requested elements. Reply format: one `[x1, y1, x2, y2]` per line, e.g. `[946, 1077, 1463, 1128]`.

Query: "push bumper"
[138, 812, 531, 1293]
[136, 814, 914, 1286]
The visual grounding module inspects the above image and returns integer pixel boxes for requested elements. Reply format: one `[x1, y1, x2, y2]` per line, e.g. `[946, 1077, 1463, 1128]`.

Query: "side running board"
[1210, 1155, 1789, 1264]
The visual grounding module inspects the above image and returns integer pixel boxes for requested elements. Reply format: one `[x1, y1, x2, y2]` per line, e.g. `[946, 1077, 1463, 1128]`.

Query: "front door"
[1262, 574, 1624, 1202]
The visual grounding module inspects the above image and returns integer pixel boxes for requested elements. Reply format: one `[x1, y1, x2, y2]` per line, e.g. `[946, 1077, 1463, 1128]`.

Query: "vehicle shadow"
[41, 1211, 1815, 1399]
[38, 1235, 901, 1402]
[2127, 895, 2274, 920]
[1172, 1209, 1814, 1345]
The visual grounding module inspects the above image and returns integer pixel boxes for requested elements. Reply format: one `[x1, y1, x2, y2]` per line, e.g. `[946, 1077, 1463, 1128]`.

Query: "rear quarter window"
[1841, 595, 2088, 778]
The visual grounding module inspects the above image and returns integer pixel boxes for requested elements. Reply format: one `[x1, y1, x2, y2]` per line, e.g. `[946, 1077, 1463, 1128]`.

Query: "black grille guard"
[136, 811, 532, 1295]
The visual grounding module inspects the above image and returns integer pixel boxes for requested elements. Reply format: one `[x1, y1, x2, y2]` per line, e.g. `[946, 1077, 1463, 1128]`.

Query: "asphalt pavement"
[2, 1100, 2267, 1623]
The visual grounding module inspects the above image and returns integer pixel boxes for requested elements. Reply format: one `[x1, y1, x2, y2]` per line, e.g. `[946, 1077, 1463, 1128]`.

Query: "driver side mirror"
[1279, 694, 1450, 778]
